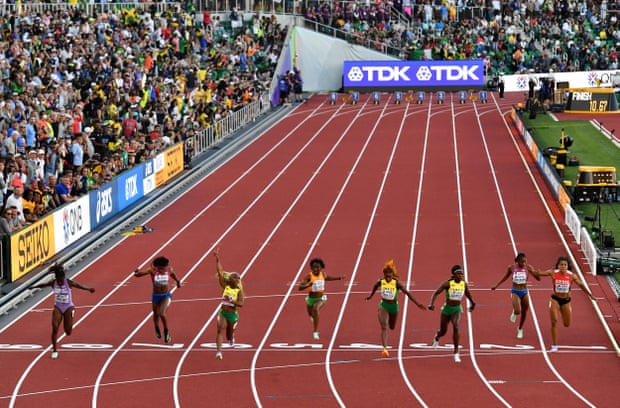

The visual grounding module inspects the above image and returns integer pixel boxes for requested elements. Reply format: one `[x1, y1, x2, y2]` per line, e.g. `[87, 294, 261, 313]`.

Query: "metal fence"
[186, 94, 268, 159]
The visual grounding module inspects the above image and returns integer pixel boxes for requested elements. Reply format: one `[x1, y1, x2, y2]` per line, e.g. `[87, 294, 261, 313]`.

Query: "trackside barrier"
[565, 205, 582, 245]
[186, 98, 267, 158]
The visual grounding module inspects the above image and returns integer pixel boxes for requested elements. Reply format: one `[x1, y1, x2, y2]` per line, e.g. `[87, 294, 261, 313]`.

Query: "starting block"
[459, 90, 467, 104]
[437, 91, 445, 104]
[479, 90, 488, 103]
[417, 91, 425, 104]
[394, 91, 403, 104]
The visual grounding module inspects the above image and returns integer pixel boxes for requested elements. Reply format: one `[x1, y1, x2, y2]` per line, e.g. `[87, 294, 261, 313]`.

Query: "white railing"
[187, 94, 269, 159]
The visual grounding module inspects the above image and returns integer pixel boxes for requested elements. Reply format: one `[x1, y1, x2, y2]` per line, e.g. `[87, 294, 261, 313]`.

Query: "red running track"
[1, 92, 619, 408]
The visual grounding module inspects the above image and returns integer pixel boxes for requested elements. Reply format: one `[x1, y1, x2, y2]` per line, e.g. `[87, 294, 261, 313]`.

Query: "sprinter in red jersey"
[538, 256, 596, 352]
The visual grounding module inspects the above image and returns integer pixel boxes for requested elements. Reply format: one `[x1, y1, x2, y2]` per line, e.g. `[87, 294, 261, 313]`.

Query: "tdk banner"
[343, 60, 485, 90]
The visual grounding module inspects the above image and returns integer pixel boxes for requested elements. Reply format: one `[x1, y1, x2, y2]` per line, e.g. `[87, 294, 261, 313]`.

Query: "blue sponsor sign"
[343, 60, 485, 89]
[89, 182, 118, 229]
[117, 166, 144, 210]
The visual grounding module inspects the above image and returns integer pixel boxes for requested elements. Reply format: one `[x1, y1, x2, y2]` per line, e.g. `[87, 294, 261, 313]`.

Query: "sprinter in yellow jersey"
[214, 248, 245, 360]
[428, 264, 476, 363]
[366, 259, 426, 357]
[298, 258, 345, 340]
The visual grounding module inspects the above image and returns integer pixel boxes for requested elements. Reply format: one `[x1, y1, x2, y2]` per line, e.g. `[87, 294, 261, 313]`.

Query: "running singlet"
[446, 279, 465, 301]
[380, 278, 398, 301]
[221, 286, 240, 307]
[152, 267, 170, 287]
[553, 270, 572, 294]
[308, 271, 325, 293]
[512, 263, 528, 285]
[53, 278, 73, 307]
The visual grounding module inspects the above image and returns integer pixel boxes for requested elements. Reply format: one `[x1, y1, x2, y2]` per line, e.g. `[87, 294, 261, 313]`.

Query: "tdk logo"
[572, 92, 592, 101]
[417, 65, 480, 81]
[348, 66, 411, 82]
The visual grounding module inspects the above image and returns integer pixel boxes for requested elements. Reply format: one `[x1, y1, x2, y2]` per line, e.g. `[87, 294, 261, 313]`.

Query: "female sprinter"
[30, 264, 96, 359]
[366, 259, 426, 357]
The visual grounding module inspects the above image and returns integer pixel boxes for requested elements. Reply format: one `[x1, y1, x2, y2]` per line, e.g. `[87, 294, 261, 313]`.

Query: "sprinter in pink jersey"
[492, 252, 540, 339]
[538, 256, 596, 352]
[29, 264, 95, 359]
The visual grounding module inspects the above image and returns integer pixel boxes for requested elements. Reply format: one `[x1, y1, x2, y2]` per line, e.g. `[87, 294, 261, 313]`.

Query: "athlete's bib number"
[555, 281, 570, 293]
[448, 289, 464, 301]
[381, 288, 396, 300]
[56, 294, 69, 303]
[513, 271, 527, 285]
[154, 274, 169, 286]
[311, 280, 325, 292]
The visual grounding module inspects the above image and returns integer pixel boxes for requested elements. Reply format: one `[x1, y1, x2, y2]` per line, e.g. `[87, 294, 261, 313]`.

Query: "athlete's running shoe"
[381, 348, 389, 357]
[215, 352, 223, 360]
[431, 337, 439, 348]
[313, 332, 320, 340]
[454, 353, 461, 363]
[155, 326, 161, 339]
[164, 329, 171, 343]
[517, 329, 523, 339]
[550, 345, 559, 352]
[51, 351, 59, 360]
[510, 311, 517, 323]
[229, 338, 235, 346]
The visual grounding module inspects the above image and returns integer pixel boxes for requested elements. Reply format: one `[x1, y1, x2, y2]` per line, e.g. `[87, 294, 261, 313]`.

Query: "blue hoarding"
[343, 60, 485, 90]
[117, 166, 144, 210]
[89, 182, 117, 230]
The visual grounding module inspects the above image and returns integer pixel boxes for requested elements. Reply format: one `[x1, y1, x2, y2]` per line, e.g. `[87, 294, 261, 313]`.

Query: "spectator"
[46, 175, 61, 209]
[22, 189, 38, 223]
[278, 73, 290, 105]
[3, 206, 23, 233]
[0, 208, 13, 235]
[291, 68, 303, 103]
[5, 178, 26, 224]
[71, 134, 85, 169]
[56, 174, 77, 205]
[0, 160, 6, 207]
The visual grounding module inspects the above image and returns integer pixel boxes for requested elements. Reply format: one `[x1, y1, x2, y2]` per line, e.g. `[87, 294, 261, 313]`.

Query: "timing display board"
[564, 88, 619, 112]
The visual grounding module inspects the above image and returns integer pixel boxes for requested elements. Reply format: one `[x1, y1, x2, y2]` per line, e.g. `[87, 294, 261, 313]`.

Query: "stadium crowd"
[0, 2, 287, 231]
[304, 0, 620, 75]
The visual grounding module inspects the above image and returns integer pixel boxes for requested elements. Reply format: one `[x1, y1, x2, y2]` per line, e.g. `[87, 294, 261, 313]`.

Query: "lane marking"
[0, 342, 609, 352]
[132, 343, 184, 349]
